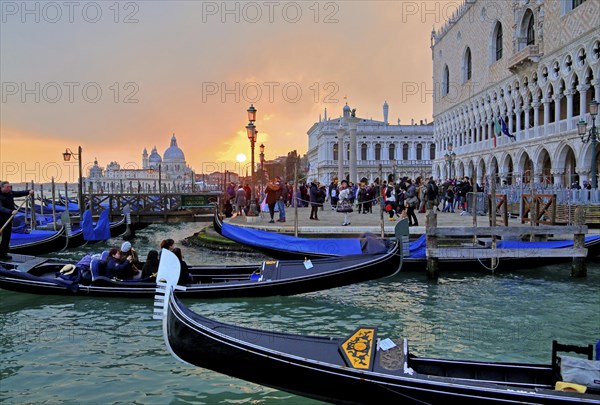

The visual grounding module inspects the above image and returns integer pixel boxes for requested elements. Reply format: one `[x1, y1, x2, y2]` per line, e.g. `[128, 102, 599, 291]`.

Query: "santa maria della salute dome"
[86, 133, 195, 193]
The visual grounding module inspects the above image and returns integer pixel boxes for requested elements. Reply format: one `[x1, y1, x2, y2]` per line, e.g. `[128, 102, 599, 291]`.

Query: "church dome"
[163, 134, 185, 161]
[343, 104, 351, 112]
[149, 146, 162, 163]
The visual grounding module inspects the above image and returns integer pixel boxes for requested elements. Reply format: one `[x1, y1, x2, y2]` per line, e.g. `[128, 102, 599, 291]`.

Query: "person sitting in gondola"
[172, 247, 192, 285]
[141, 250, 159, 280]
[120, 241, 141, 269]
[105, 248, 137, 280]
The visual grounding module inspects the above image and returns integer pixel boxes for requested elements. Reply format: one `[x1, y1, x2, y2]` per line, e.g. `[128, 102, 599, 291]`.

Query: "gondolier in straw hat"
[0, 181, 34, 260]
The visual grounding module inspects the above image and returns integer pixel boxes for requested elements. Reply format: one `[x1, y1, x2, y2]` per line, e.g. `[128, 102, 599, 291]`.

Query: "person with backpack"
[383, 182, 397, 221]
[405, 179, 419, 227]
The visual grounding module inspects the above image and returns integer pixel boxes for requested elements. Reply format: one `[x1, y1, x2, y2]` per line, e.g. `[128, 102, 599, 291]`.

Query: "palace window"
[388, 144, 395, 160]
[403, 144, 409, 160]
[442, 65, 450, 96]
[333, 143, 338, 161]
[375, 144, 381, 160]
[429, 144, 436, 160]
[463, 47, 472, 82]
[416, 144, 423, 160]
[493, 22, 503, 61]
[526, 13, 535, 46]
[361, 143, 368, 160]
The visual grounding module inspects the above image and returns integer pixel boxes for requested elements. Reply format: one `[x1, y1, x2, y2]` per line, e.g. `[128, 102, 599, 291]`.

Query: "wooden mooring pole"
[426, 209, 439, 280]
[571, 206, 587, 277]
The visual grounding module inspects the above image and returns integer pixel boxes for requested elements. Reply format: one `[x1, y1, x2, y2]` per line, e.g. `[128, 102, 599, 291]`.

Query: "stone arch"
[515, 148, 534, 184]
[489, 155, 500, 184]
[535, 147, 553, 185]
[499, 152, 515, 185]
[555, 141, 579, 187]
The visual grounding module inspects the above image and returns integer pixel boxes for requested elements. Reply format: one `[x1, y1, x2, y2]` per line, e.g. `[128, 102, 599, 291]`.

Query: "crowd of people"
[221, 174, 490, 226]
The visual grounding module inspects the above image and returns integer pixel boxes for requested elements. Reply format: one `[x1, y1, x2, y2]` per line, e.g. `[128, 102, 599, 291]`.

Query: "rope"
[477, 257, 500, 272]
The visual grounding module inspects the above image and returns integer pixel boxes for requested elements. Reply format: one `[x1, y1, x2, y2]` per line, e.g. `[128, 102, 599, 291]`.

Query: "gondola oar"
[0, 199, 28, 234]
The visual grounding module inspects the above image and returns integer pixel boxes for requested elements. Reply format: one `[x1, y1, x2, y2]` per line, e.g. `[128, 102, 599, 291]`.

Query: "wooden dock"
[425, 207, 589, 279]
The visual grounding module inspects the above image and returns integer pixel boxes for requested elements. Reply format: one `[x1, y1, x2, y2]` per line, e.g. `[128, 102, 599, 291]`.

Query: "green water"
[1, 223, 599, 404]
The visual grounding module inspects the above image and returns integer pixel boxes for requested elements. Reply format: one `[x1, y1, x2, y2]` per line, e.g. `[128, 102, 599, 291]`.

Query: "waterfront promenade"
[224, 203, 600, 237]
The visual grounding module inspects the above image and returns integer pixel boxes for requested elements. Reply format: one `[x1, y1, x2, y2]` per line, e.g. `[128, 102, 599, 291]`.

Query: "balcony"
[508, 45, 541, 72]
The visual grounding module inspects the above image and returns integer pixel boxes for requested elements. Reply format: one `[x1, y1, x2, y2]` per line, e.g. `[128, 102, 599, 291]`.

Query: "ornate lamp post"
[62, 146, 84, 214]
[444, 143, 456, 180]
[259, 143, 265, 198]
[246, 104, 258, 215]
[578, 99, 599, 189]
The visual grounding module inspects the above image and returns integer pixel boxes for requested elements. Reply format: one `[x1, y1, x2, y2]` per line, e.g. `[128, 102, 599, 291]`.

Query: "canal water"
[1, 223, 599, 404]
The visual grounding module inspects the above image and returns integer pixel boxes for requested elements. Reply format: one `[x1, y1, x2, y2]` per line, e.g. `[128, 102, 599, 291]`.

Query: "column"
[515, 108, 522, 139]
[578, 85, 589, 117]
[348, 118, 358, 183]
[551, 170, 563, 186]
[337, 126, 344, 182]
[508, 112, 514, 139]
[543, 99, 551, 132]
[524, 103, 530, 138]
[554, 94, 562, 130]
[593, 79, 600, 103]
[532, 100, 540, 137]
[565, 90, 574, 130]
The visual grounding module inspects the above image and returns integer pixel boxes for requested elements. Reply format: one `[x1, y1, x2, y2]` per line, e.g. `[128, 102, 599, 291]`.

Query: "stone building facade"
[86, 134, 195, 192]
[432, 0, 599, 186]
[307, 103, 434, 185]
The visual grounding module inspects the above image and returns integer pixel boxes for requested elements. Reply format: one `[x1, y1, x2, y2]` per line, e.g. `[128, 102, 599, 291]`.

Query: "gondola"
[155, 258, 600, 404]
[0, 226, 401, 298]
[8, 226, 67, 256]
[214, 212, 600, 271]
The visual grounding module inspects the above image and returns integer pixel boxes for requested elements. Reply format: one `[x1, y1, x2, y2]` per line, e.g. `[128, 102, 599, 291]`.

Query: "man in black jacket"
[0, 181, 34, 259]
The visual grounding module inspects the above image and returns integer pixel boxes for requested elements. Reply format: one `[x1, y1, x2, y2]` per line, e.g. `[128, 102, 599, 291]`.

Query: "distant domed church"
[86, 134, 195, 193]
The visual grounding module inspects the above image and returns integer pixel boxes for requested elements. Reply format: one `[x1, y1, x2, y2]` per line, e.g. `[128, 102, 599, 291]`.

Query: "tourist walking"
[425, 176, 439, 212]
[234, 185, 246, 216]
[337, 180, 353, 226]
[405, 180, 419, 227]
[265, 180, 279, 223]
[309, 180, 320, 220]
[275, 177, 287, 222]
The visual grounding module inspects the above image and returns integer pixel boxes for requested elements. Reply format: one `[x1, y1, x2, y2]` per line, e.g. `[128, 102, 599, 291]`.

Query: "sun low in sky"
[0, 1, 456, 183]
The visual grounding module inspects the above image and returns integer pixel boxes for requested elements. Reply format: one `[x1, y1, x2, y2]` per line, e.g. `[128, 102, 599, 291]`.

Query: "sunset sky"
[1, 1, 459, 183]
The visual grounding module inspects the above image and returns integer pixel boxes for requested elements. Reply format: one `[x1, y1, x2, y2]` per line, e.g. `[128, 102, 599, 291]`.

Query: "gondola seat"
[90, 251, 109, 281]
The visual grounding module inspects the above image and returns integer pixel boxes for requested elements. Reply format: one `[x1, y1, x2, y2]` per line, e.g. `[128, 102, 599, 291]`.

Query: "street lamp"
[444, 143, 456, 180]
[259, 143, 265, 199]
[62, 146, 84, 214]
[578, 99, 599, 189]
[246, 104, 258, 215]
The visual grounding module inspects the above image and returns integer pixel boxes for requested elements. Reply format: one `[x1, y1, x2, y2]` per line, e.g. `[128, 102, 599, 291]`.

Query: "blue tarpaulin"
[82, 210, 111, 241]
[221, 221, 363, 256]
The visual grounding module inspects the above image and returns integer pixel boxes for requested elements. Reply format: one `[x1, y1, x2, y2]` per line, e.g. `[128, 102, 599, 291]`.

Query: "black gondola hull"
[0, 243, 400, 298]
[165, 293, 600, 404]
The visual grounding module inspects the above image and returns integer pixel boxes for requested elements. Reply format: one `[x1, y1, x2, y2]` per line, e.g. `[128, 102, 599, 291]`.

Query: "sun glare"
[236, 153, 247, 163]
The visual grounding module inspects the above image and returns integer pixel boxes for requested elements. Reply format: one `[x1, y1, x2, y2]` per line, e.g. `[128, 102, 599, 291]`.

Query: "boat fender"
[555, 381, 587, 393]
